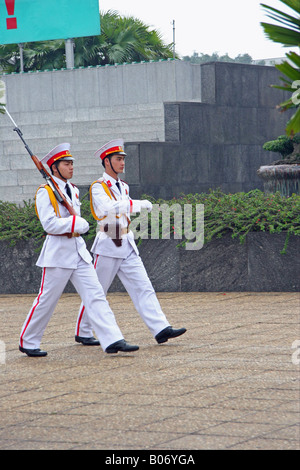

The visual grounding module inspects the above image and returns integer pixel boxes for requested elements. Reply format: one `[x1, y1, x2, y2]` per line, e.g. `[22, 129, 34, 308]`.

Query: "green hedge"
[0, 189, 299, 253]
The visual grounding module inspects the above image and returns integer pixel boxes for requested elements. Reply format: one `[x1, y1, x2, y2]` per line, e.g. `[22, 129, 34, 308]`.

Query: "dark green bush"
[0, 189, 299, 254]
[138, 189, 300, 253]
[263, 135, 300, 158]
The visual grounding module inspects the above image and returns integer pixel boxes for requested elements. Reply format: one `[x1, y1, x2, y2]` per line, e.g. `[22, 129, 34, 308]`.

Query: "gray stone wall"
[0, 233, 298, 294]
[0, 60, 291, 203]
[0, 60, 201, 204]
[124, 62, 292, 199]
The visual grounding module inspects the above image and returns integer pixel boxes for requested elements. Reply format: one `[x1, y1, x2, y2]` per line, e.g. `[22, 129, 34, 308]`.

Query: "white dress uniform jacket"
[90, 172, 141, 259]
[36, 177, 92, 267]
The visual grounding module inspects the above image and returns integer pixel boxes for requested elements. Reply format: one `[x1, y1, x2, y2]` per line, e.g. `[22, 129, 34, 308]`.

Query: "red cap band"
[100, 146, 124, 160]
[47, 150, 72, 167]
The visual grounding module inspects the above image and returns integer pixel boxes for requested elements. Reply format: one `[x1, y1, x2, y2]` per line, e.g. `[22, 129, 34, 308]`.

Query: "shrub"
[0, 189, 299, 254]
[263, 135, 300, 158]
[138, 189, 300, 253]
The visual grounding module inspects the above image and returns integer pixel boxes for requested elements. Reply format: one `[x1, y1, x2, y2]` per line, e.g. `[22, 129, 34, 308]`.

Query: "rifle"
[4, 108, 77, 217]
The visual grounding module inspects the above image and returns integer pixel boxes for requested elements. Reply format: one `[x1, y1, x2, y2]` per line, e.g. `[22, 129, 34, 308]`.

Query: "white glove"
[140, 200, 153, 212]
[70, 216, 89, 234]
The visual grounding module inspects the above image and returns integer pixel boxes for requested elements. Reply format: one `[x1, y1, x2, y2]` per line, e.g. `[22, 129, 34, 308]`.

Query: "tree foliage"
[263, 134, 300, 158]
[261, 0, 300, 136]
[183, 51, 255, 64]
[1, 190, 299, 256]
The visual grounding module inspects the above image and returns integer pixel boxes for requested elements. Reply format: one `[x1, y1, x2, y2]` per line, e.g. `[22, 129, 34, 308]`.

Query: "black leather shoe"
[19, 346, 47, 357]
[155, 326, 187, 344]
[75, 335, 100, 346]
[106, 339, 139, 354]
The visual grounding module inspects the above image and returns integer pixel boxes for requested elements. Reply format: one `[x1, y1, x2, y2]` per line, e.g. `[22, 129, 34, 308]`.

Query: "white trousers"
[20, 259, 124, 351]
[75, 250, 170, 339]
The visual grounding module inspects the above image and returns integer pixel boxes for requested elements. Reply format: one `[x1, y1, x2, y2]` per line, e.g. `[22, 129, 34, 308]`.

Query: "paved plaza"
[0, 291, 299, 450]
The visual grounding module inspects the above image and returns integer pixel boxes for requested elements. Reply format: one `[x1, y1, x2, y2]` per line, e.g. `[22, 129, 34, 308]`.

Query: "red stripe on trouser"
[20, 268, 46, 347]
[76, 306, 85, 336]
[94, 254, 99, 269]
[76, 255, 99, 336]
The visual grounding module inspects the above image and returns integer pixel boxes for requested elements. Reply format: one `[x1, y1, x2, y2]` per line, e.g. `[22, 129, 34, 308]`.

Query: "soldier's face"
[54, 160, 74, 180]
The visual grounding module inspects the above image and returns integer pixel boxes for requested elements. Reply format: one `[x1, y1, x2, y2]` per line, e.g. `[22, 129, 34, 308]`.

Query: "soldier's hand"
[70, 216, 89, 234]
[140, 200, 153, 212]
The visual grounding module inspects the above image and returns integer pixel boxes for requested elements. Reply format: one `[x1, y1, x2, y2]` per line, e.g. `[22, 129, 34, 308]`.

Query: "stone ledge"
[0, 233, 298, 294]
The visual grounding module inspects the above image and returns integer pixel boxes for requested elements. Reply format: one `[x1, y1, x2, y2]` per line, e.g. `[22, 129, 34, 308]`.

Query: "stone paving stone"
[0, 292, 299, 451]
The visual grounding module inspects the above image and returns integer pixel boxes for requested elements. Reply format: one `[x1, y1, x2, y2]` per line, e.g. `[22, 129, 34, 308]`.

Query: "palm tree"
[261, 0, 300, 136]
[98, 11, 174, 64]
[0, 10, 174, 73]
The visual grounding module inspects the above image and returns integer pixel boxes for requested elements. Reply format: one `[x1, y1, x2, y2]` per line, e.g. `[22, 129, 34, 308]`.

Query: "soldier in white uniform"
[75, 139, 186, 345]
[19, 143, 139, 357]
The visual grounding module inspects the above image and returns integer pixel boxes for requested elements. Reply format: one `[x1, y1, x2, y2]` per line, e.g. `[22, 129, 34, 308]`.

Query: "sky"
[99, 0, 298, 60]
